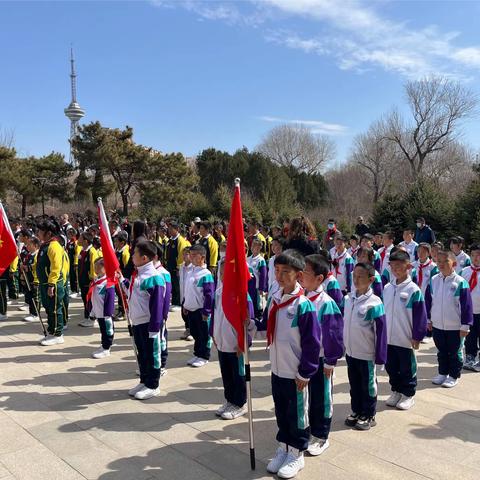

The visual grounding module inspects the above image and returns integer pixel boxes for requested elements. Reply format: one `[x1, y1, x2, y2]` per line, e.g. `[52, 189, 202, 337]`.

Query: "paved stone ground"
[0, 296, 480, 480]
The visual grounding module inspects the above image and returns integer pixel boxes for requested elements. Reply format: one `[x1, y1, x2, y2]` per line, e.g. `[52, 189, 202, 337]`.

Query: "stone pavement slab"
[0, 296, 479, 479]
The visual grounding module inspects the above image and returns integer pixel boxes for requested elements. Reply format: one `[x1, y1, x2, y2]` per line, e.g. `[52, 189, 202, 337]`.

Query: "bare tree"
[257, 124, 336, 174]
[0, 125, 15, 148]
[385, 76, 478, 178]
[350, 120, 398, 203]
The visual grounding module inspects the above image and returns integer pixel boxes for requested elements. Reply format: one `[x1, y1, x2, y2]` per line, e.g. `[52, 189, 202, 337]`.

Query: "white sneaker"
[128, 383, 145, 396]
[187, 356, 198, 366]
[40, 335, 64, 346]
[215, 402, 231, 417]
[6, 300, 12, 305]
[307, 438, 329, 456]
[473, 361, 480, 373]
[396, 394, 415, 410]
[221, 404, 247, 420]
[442, 376, 458, 388]
[277, 447, 305, 479]
[386, 391, 402, 407]
[23, 315, 39, 322]
[421, 336, 432, 344]
[78, 318, 95, 327]
[92, 348, 111, 359]
[267, 444, 288, 474]
[191, 358, 208, 367]
[169, 305, 181, 312]
[432, 374, 447, 385]
[160, 368, 168, 377]
[0, 313, 7, 320]
[69, 292, 79, 299]
[135, 387, 160, 400]
[135, 369, 140, 377]
[18, 305, 30, 312]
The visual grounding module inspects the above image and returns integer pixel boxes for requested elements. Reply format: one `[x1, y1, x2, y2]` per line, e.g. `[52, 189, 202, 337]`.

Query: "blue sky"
[1, 0, 479, 165]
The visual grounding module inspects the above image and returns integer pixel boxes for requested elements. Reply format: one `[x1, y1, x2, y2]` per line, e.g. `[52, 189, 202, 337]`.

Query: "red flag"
[97, 198, 119, 287]
[222, 180, 250, 352]
[0, 203, 18, 277]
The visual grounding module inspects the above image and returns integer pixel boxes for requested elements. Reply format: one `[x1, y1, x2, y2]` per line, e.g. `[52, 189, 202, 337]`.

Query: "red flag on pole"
[222, 179, 250, 353]
[97, 198, 120, 287]
[0, 202, 18, 277]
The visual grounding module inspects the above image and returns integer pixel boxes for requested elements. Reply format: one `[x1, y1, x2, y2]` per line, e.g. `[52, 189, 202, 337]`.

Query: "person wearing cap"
[414, 218, 436, 244]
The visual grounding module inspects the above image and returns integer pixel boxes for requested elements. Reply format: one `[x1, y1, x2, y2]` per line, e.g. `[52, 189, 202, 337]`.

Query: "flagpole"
[0, 201, 47, 337]
[234, 178, 256, 470]
[97, 197, 139, 371]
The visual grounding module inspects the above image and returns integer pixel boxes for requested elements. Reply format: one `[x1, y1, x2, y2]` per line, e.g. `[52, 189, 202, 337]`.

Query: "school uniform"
[23, 250, 40, 317]
[247, 254, 268, 319]
[347, 246, 359, 261]
[351, 271, 384, 302]
[183, 265, 215, 361]
[88, 275, 115, 350]
[461, 266, 480, 361]
[343, 289, 387, 418]
[413, 259, 439, 294]
[307, 288, 344, 440]
[115, 245, 130, 316]
[122, 261, 166, 389]
[66, 238, 82, 294]
[212, 286, 255, 408]
[378, 244, 394, 275]
[425, 272, 473, 379]
[264, 284, 321, 451]
[199, 234, 219, 274]
[61, 249, 70, 325]
[322, 273, 344, 313]
[373, 250, 382, 274]
[455, 251, 471, 274]
[78, 245, 99, 319]
[384, 277, 427, 398]
[267, 255, 280, 299]
[331, 249, 354, 294]
[155, 263, 172, 369]
[399, 240, 418, 263]
[179, 262, 193, 329]
[166, 234, 190, 306]
[247, 232, 266, 256]
[7, 257, 19, 300]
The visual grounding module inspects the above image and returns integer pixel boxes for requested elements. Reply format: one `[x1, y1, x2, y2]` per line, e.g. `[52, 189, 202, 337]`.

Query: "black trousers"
[62, 283, 70, 325]
[272, 373, 310, 451]
[432, 328, 463, 379]
[25, 283, 40, 316]
[170, 269, 180, 306]
[308, 357, 333, 439]
[69, 265, 78, 293]
[465, 313, 480, 357]
[98, 317, 115, 350]
[133, 323, 161, 389]
[346, 355, 377, 417]
[218, 351, 246, 408]
[80, 284, 90, 319]
[161, 324, 168, 368]
[0, 280, 7, 315]
[7, 272, 19, 300]
[187, 309, 211, 360]
[385, 344, 417, 397]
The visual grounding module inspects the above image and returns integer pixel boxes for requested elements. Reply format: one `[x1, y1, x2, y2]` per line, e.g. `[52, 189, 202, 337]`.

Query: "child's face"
[450, 242, 461, 254]
[374, 235, 383, 245]
[272, 240, 282, 256]
[26, 240, 37, 253]
[94, 263, 106, 277]
[80, 237, 89, 249]
[418, 247, 429, 262]
[275, 264, 301, 290]
[132, 247, 150, 267]
[183, 251, 191, 264]
[403, 231, 413, 242]
[349, 239, 358, 249]
[357, 251, 370, 264]
[471, 250, 480, 267]
[361, 238, 372, 249]
[383, 235, 393, 247]
[389, 260, 410, 280]
[199, 226, 208, 237]
[301, 263, 324, 291]
[437, 254, 455, 276]
[272, 227, 281, 237]
[431, 246, 439, 260]
[190, 251, 205, 267]
[353, 266, 374, 292]
[251, 242, 262, 256]
[335, 239, 346, 252]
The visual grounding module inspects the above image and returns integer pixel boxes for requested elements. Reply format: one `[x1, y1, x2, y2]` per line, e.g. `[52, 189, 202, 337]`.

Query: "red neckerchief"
[307, 290, 323, 303]
[129, 269, 138, 297]
[86, 276, 106, 303]
[469, 267, 480, 291]
[418, 259, 432, 286]
[334, 251, 346, 276]
[380, 247, 387, 263]
[267, 289, 304, 346]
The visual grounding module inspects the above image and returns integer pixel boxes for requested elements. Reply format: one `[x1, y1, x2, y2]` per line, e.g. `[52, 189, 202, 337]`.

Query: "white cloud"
[259, 115, 347, 135]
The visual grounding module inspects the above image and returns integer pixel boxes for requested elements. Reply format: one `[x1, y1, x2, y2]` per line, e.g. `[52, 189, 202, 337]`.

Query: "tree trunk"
[21, 195, 27, 218]
[122, 193, 128, 216]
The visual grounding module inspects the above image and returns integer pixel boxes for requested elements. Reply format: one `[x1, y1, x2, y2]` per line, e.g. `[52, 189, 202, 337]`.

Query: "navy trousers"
[272, 373, 310, 451]
[161, 324, 168, 368]
[98, 317, 115, 350]
[465, 314, 480, 358]
[346, 355, 377, 418]
[218, 351, 246, 408]
[385, 344, 417, 397]
[187, 309, 211, 360]
[133, 323, 161, 389]
[308, 357, 333, 440]
[432, 328, 463, 379]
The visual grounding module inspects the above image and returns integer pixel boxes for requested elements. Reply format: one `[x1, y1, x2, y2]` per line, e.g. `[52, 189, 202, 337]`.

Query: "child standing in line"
[268, 237, 284, 299]
[356, 247, 383, 301]
[78, 231, 100, 327]
[331, 235, 354, 296]
[378, 231, 395, 274]
[361, 234, 382, 273]
[425, 250, 473, 388]
[399, 229, 418, 263]
[343, 263, 387, 431]
[450, 236, 471, 274]
[383, 251, 427, 410]
[265, 250, 320, 479]
[87, 258, 115, 359]
[114, 231, 130, 321]
[347, 234, 360, 260]
[247, 238, 268, 320]
[179, 247, 193, 341]
[22, 237, 41, 323]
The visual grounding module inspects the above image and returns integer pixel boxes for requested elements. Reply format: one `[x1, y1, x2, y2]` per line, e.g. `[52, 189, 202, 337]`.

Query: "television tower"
[64, 48, 85, 164]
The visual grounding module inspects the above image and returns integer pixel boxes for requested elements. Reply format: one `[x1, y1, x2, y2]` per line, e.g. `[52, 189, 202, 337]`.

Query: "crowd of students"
[1, 212, 479, 479]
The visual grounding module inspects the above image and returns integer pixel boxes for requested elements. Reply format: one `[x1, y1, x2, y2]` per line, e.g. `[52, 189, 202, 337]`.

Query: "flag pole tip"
[234, 178, 241, 186]
[97, 197, 102, 202]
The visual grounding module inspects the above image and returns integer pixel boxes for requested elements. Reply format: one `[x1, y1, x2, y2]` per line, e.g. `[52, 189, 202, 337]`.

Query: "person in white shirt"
[399, 229, 418, 263]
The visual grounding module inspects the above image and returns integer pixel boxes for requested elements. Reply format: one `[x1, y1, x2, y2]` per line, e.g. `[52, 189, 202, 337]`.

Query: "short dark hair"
[416, 217, 425, 223]
[190, 244, 207, 256]
[418, 242, 431, 253]
[383, 231, 396, 241]
[362, 233, 374, 242]
[135, 240, 157, 260]
[328, 218, 335, 223]
[450, 236, 464, 246]
[115, 231, 128, 243]
[355, 262, 376, 277]
[80, 231, 93, 244]
[274, 249, 305, 272]
[470, 243, 480, 253]
[305, 255, 330, 277]
[389, 250, 410, 263]
[169, 221, 179, 230]
[94, 257, 105, 267]
[29, 236, 41, 248]
[151, 241, 164, 259]
[432, 241, 444, 249]
[335, 234, 348, 242]
[199, 221, 212, 231]
[357, 246, 374, 263]
[350, 234, 360, 242]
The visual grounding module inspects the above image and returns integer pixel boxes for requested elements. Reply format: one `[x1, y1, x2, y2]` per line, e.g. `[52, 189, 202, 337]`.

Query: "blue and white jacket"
[343, 288, 387, 365]
[462, 266, 480, 315]
[122, 261, 165, 335]
[268, 255, 280, 298]
[383, 276, 427, 349]
[183, 264, 215, 316]
[247, 254, 267, 293]
[155, 263, 172, 321]
[89, 275, 115, 319]
[455, 251, 471, 274]
[425, 272, 473, 331]
[399, 240, 418, 263]
[265, 284, 321, 380]
[179, 262, 193, 304]
[306, 287, 344, 368]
